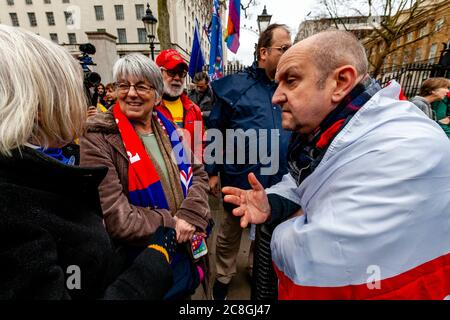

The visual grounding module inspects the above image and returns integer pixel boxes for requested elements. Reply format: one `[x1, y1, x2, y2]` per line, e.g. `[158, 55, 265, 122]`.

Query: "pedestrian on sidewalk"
[155, 49, 204, 161]
[206, 24, 292, 300]
[80, 53, 212, 300]
[0, 25, 175, 300]
[410, 77, 450, 120]
[223, 30, 450, 300]
[188, 71, 214, 124]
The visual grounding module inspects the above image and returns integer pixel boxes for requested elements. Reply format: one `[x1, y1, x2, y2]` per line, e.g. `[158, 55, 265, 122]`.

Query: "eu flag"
[188, 20, 205, 79]
[208, 0, 223, 80]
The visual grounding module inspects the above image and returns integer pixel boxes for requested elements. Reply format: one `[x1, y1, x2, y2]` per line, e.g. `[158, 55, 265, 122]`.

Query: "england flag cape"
[267, 81, 450, 300]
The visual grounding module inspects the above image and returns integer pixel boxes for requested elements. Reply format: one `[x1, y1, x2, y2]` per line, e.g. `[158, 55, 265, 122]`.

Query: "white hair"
[0, 25, 87, 155]
[113, 53, 164, 99]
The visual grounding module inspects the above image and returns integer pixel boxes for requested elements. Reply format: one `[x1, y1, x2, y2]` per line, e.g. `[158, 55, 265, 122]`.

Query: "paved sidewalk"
[192, 195, 252, 300]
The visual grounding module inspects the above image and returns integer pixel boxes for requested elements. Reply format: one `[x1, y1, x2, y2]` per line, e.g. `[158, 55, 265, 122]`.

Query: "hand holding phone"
[191, 234, 208, 260]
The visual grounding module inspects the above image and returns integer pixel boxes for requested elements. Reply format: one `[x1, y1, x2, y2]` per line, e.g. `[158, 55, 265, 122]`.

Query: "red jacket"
[156, 93, 204, 161]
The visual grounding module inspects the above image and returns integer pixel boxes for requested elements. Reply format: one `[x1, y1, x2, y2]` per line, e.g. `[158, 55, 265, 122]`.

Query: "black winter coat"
[0, 147, 172, 299]
[206, 63, 291, 211]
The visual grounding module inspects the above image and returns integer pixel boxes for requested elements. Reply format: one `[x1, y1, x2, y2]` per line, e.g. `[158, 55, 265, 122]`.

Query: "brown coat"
[80, 111, 211, 244]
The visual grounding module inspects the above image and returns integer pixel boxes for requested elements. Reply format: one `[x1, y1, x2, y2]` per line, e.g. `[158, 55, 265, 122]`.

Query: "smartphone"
[191, 234, 208, 260]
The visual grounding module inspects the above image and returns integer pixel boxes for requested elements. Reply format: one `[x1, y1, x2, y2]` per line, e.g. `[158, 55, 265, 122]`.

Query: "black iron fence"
[375, 48, 450, 98]
[202, 63, 247, 77]
[376, 62, 449, 98]
[202, 48, 450, 99]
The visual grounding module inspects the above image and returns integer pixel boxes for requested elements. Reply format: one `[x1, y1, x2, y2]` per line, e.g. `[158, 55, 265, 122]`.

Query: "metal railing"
[375, 48, 450, 98]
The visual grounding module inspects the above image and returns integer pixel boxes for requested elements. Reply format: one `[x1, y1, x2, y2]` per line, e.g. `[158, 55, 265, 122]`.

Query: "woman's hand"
[87, 106, 98, 118]
[174, 216, 196, 243]
[438, 117, 450, 125]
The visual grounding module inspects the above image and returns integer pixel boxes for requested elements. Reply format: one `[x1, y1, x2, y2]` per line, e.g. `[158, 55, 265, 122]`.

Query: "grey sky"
[227, 0, 317, 65]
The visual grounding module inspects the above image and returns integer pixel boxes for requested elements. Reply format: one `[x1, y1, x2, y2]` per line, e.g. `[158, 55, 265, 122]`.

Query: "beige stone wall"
[365, 0, 449, 72]
[0, 0, 214, 62]
[85, 31, 119, 85]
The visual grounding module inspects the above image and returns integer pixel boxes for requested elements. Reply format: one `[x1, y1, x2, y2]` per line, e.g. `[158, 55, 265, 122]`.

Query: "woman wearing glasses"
[80, 53, 211, 300]
[0, 26, 176, 300]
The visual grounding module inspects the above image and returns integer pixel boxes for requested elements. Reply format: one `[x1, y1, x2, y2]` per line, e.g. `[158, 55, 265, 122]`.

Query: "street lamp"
[257, 5, 272, 33]
[254, 6, 272, 61]
[142, 3, 158, 60]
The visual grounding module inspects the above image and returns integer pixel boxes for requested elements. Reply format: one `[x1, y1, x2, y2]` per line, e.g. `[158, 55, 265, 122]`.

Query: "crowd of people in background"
[1, 22, 450, 301]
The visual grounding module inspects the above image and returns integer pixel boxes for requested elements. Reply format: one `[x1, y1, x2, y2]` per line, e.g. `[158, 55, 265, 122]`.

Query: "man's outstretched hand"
[222, 173, 271, 228]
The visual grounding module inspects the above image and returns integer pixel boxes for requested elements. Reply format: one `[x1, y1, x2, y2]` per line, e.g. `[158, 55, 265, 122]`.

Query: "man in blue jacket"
[205, 24, 292, 299]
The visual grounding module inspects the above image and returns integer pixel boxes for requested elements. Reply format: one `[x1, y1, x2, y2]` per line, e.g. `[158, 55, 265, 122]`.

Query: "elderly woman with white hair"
[0, 25, 176, 299]
[80, 53, 212, 300]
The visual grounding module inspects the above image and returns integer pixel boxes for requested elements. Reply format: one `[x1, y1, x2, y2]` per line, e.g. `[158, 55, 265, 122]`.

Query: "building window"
[428, 43, 437, 62]
[117, 28, 127, 44]
[28, 12, 37, 26]
[402, 51, 410, 65]
[44, 0, 51, 3]
[7, 0, 14, 5]
[407, 31, 414, 42]
[392, 55, 397, 68]
[50, 33, 58, 43]
[138, 28, 147, 44]
[46, 12, 55, 26]
[115, 5, 124, 20]
[418, 26, 427, 37]
[94, 6, 104, 21]
[64, 11, 73, 25]
[435, 18, 444, 32]
[97, 28, 106, 32]
[414, 48, 422, 62]
[25, 0, 32, 4]
[62, 0, 69, 3]
[135, 4, 144, 20]
[9, 13, 19, 26]
[68, 33, 76, 44]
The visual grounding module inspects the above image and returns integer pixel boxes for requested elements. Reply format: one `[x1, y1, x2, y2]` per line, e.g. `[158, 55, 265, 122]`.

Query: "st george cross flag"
[225, 0, 240, 53]
[208, 0, 223, 80]
[188, 20, 205, 79]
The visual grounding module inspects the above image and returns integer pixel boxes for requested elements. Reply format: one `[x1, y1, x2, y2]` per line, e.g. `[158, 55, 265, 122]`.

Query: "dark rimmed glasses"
[115, 82, 154, 95]
[268, 44, 292, 53]
[162, 68, 188, 78]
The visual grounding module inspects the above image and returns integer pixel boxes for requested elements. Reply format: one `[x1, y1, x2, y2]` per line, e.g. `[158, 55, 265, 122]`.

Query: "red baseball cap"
[156, 49, 188, 70]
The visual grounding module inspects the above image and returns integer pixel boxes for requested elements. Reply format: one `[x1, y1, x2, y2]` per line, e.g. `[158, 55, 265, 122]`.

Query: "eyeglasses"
[115, 82, 154, 95]
[162, 68, 188, 78]
[268, 45, 291, 53]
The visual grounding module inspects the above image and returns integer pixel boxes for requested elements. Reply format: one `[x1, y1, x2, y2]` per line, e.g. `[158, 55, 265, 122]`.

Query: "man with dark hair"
[206, 23, 292, 300]
[188, 72, 214, 123]
[223, 30, 450, 300]
[104, 82, 117, 109]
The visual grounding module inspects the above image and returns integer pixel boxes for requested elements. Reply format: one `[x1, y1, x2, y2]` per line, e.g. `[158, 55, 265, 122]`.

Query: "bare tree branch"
[240, 0, 258, 19]
[317, 0, 429, 76]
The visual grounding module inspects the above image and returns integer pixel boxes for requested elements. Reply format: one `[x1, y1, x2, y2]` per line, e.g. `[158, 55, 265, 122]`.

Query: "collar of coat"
[85, 110, 118, 134]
